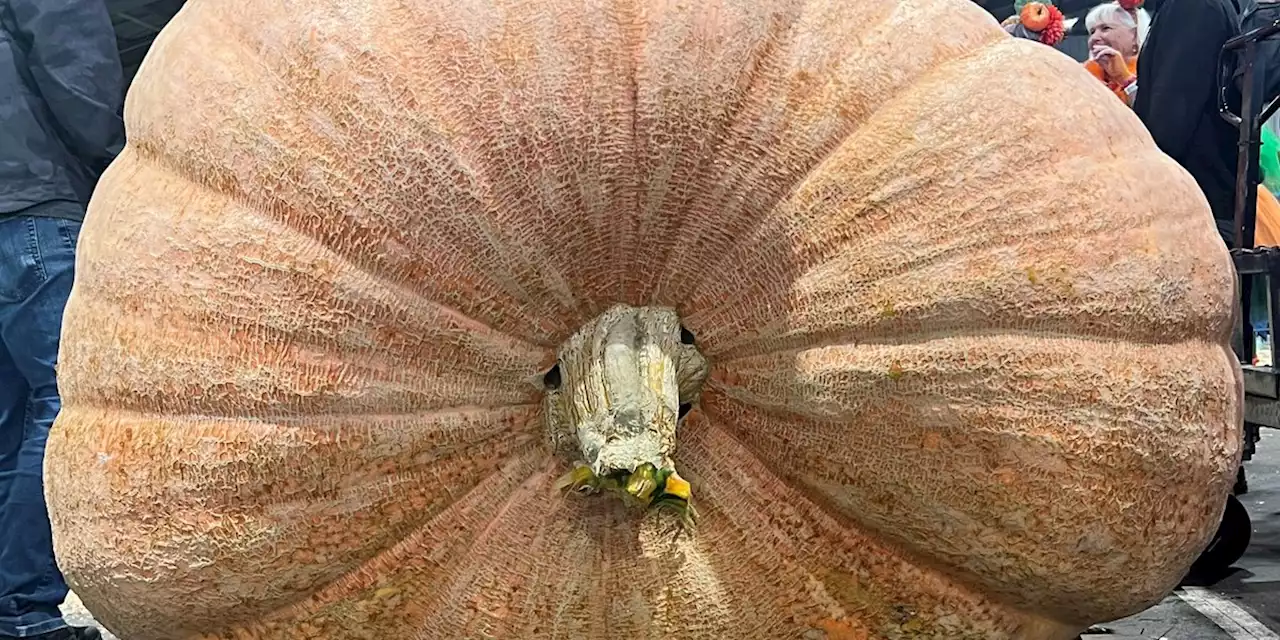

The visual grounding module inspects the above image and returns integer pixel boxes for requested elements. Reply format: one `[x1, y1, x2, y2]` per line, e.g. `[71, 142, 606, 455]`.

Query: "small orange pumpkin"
[1021, 2, 1054, 31]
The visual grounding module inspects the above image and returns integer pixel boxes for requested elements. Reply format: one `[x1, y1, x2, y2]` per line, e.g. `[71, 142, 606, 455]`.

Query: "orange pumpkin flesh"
[44, 0, 1241, 639]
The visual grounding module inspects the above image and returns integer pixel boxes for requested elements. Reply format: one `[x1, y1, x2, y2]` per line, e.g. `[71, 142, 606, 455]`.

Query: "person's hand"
[1093, 46, 1134, 83]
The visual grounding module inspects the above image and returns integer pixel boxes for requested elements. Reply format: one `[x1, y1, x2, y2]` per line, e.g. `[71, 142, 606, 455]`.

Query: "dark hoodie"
[0, 0, 125, 221]
[1134, 0, 1242, 246]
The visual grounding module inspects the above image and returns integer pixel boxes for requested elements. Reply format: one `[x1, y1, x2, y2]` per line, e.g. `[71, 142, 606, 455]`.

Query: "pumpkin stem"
[543, 304, 709, 515]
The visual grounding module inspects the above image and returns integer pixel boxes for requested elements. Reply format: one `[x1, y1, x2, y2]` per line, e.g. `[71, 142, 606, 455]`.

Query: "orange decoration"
[1021, 2, 1053, 31]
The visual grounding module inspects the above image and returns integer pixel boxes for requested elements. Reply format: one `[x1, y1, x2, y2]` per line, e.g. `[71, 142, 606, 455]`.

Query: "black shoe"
[0, 626, 102, 640]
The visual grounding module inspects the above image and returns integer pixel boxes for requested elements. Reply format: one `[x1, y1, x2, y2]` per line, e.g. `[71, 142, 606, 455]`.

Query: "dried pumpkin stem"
[543, 304, 708, 512]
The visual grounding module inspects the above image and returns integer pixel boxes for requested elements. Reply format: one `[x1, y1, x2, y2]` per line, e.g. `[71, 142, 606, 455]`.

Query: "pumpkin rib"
[262, 453, 555, 636]
[58, 301, 538, 418]
[685, 147, 1230, 360]
[711, 336, 1236, 449]
[701, 334, 1239, 620]
[697, 398, 1232, 627]
[627, 0, 998, 308]
[676, 416, 1075, 638]
[129, 155, 552, 365]
[679, 43, 1184, 341]
[64, 153, 554, 418]
[643, 1, 1005, 306]
[691, 408, 1026, 625]
[351, 0, 658, 322]
[617, 0, 643, 307]
[48, 404, 545, 542]
[688, 401, 1061, 627]
[711, 328, 1225, 370]
[710, 149, 1141, 289]
[67, 286, 544, 404]
[47, 409, 548, 640]
[628, 0, 810, 300]
[51, 402, 543, 443]
[255, 0, 633, 327]
[242, 38, 596, 326]
[124, 9, 583, 345]
[47, 413, 541, 601]
[217, 451, 555, 640]
[126, 144, 561, 350]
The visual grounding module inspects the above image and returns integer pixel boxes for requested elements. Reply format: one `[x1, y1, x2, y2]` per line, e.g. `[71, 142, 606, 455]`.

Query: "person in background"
[1083, 3, 1148, 105]
[1134, 0, 1242, 247]
[0, 0, 124, 638]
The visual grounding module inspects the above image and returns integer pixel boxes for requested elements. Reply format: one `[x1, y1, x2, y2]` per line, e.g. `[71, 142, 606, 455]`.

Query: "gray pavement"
[60, 436, 1280, 640]
[61, 591, 115, 640]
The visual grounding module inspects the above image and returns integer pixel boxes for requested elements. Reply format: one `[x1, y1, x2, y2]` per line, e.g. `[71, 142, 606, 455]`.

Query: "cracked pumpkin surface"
[44, 0, 1242, 638]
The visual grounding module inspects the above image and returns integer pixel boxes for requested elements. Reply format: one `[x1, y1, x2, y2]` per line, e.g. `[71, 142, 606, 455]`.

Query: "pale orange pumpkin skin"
[44, 0, 1242, 638]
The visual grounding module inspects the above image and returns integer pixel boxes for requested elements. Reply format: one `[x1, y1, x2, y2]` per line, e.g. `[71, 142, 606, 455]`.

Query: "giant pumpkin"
[44, 0, 1242, 638]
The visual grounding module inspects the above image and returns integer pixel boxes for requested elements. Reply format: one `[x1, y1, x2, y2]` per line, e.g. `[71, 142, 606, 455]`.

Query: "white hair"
[1085, 3, 1151, 46]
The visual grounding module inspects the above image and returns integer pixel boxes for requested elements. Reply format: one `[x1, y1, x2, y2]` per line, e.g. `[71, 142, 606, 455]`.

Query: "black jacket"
[0, 0, 125, 220]
[1134, 0, 1242, 246]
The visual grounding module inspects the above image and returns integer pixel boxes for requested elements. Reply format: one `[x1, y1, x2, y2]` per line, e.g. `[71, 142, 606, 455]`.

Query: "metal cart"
[1188, 16, 1280, 576]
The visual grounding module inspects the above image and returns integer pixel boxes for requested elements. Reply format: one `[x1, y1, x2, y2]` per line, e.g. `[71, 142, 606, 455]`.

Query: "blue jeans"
[0, 214, 80, 637]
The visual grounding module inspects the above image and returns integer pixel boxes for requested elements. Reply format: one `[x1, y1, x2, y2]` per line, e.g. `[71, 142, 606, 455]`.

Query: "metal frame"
[1219, 19, 1280, 461]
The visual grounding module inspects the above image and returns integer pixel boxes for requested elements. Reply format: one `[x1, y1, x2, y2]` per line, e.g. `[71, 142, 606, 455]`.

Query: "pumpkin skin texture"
[43, 0, 1243, 638]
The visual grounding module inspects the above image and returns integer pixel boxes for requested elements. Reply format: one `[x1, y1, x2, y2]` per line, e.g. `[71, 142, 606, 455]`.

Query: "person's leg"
[0, 339, 35, 633]
[0, 215, 81, 637]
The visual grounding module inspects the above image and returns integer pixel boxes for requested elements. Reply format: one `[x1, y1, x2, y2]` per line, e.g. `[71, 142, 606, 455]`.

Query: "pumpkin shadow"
[1180, 565, 1249, 587]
